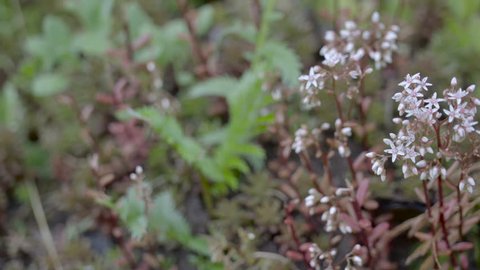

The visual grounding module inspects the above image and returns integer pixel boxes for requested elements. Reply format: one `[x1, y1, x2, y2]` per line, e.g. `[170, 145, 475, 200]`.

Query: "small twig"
[27, 180, 64, 270]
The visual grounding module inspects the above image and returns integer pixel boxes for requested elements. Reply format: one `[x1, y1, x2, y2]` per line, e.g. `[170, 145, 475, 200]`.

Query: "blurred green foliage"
[2, 0, 480, 269]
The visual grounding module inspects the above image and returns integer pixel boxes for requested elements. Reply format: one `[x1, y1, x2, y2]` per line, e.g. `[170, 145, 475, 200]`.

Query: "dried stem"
[27, 180, 64, 270]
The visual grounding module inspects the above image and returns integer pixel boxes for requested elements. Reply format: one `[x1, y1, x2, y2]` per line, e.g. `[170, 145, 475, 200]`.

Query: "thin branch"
[27, 180, 64, 270]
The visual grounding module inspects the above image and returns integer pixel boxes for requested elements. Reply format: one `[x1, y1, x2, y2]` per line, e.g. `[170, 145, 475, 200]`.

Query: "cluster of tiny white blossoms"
[298, 12, 399, 108]
[307, 243, 337, 270]
[305, 187, 353, 233]
[291, 120, 351, 161]
[334, 119, 353, 157]
[292, 123, 330, 154]
[129, 165, 144, 180]
[369, 73, 480, 192]
[344, 244, 366, 270]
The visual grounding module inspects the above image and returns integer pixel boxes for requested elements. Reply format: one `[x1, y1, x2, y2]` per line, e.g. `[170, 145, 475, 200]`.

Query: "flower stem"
[437, 175, 457, 267]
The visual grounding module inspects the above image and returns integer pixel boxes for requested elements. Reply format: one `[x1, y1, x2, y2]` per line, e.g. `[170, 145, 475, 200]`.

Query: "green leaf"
[25, 15, 72, 69]
[66, 0, 114, 55]
[32, 73, 68, 96]
[149, 191, 190, 241]
[0, 82, 24, 132]
[117, 187, 147, 239]
[66, 0, 114, 32]
[195, 5, 214, 36]
[259, 41, 301, 87]
[221, 21, 257, 43]
[126, 2, 153, 39]
[122, 107, 225, 183]
[73, 31, 111, 55]
[188, 77, 238, 98]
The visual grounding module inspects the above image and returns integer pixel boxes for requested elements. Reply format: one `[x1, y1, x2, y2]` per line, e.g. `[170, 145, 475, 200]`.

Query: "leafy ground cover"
[2, 0, 480, 269]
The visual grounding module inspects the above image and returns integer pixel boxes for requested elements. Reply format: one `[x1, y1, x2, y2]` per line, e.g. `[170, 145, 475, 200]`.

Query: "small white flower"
[135, 166, 143, 175]
[459, 177, 475, 193]
[324, 30, 335, 42]
[383, 138, 404, 162]
[341, 127, 352, 136]
[299, 67, 322, 90]
[371, 12, 380, 23]
[447, 89, 469, 101]
[424, 92, 444, 110]
[352, 255, 363, 266]
[451, 77, 458, 86]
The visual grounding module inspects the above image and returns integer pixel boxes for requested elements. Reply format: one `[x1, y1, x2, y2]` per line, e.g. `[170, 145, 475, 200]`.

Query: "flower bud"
[451, 77, 457, 87]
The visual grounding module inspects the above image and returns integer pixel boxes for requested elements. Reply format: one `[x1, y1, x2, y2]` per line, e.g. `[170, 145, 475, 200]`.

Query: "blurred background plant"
[1, 0, 480, 269]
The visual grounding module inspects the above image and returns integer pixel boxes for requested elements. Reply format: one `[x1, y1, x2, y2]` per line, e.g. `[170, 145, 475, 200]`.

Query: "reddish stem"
[437, 175, 457, 267]
[285, 206, 312, 270]
[434, 125, 457, 267]
[422, 180, 440, 269]
[330, 78, 372, 266]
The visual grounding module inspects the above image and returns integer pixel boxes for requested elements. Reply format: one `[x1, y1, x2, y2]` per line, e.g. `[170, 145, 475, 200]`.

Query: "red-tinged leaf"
[452, 242, 473, 251]
[286, 250, 304, 261]
[353, 153, 365, 170]
[96, 93, 115, 104]
[339, 213, 360, 232]
[356, 179, 369, 207]
[406, 241, 431, 265]
[463, 216, 480, 232]
[444, 199, 457, 220]
[359, 218, 372, 230]
[363, 200, 379, 210]
[362, 97, 372, 113]
[437, 240, 448, 253]
[419, 256, 434, 270]
[370, 222, 390, 243]
[408, 215, 428, 237]
[413, 232, 432, 242]
[414, 187, 426, 203]
[460, 254, 469, 269]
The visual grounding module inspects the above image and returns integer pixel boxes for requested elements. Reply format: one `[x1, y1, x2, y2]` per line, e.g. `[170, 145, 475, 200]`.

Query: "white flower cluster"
[370, 73, 479, 192]
[307, 243, 337, 270]
[129, 165, 144, 180]
[322, 12, 399, 69]
[298, 12, 399, 108]
[305, 188, 353, 233]
[292, 124, 330, 153]
[334, 119, 353, 157]
[344, 244, 365, 270]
